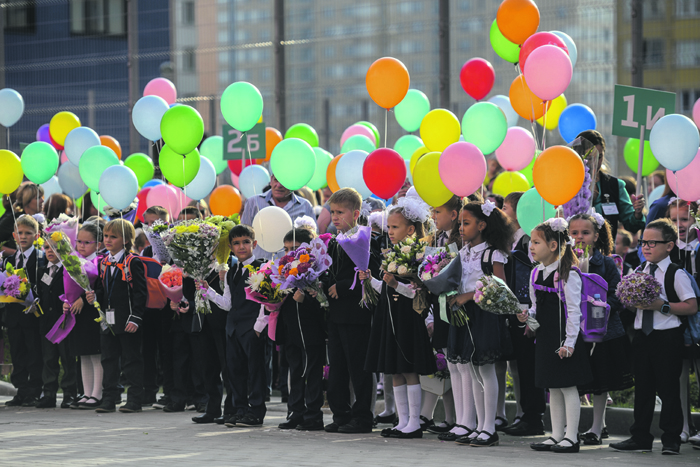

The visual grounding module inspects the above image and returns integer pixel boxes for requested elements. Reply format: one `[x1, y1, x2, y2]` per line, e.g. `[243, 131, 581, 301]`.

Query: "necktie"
[232, 263, 242, 287]
[641, 263, 658, 335]
[438, 231, 448, 247]
[49, 265, 58, 278]
[17, 253, 24, 269]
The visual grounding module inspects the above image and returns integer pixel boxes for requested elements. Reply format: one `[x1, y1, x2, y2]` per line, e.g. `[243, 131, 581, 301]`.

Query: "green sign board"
[223, 122, 266, 160]
[612, 85, 676, 139]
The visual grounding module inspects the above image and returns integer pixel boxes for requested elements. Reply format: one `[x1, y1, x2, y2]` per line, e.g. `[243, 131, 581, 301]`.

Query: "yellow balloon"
[419, 109, 460, 153]
[0, 150, 23, 194]
[536, 94, 568, 130]
[413, 152, 453, 207]
[492, 171, 530, 197]
[49, 111, 81, 146]
[409, 146, 430, 174]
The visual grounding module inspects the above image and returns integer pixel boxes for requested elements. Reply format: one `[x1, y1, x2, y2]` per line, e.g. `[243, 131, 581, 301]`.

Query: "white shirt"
[459, 242, 507, 294]
[634, 256, 694, 331]
[512, 228, 526, 251]
[678, 238, 698, 276]
[370, 277, 416, 298]
[15, 245, 35, 268]
[527, 260, 583, 349]
[108, 249, 125, 270]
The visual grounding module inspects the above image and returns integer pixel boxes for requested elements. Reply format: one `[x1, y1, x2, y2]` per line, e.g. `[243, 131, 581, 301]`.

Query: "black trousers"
[630, 327, 684, 446]
[159, 307, 174, 396]
[278, 345, 289, 398]
[202, 318, 234, 417]
[509, 324, 545, 425]
[141, 310, 160, 400]
[327, 322, 373, 427]
[7, 326, 43, 399]
[40, 337, 77, 398]
[171, 330, 208, 405]
[101, 330, 144, 404]
[286, 343, 325, 422]
[226, 328, 267, 419]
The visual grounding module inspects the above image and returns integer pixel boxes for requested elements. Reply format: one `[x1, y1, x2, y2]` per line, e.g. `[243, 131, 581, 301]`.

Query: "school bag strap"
[480, 246, 496, 276]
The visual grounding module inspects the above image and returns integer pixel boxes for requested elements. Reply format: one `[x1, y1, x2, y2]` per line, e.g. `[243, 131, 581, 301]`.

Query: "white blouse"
[370, 277, 416, 299]
[459, 242, 507, 294]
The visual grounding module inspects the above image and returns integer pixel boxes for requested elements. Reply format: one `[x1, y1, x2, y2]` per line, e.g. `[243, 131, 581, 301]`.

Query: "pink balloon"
[523, 45, 573, 101]
[146, 184, 183, 219]
[230, 172, 240, 189]
[175, 187, 193, 209]
[340, 124, 376, 148]
[693, 98, 700, 129]
[144, 78, 177, 106]
[439, 142, 487, 197]
[666, 149, 700, 201]
[495, 127, 536, 171]
[60, 151, 68, 164]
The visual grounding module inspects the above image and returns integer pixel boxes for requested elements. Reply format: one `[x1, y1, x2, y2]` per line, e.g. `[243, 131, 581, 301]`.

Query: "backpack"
[100, 254, 168, 310]
[504, 236, 533, 306]
[652, 262, 700, 345]
[531, 266, 610, 343]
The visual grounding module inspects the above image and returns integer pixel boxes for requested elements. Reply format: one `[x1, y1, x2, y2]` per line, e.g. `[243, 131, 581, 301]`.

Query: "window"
[677, 41, 700, 68]
[397, 1, 423, 14]
[261, 68, 271, 81]
[218, 51, 229, 64]
[459, 0, 472, 11]
[182, 1, 195, 25]
[235, 30, 250, 42]
[643, 38, 664, 68]
[259, 29, 270, 41]
[676, 0, 700, 16]
[3, 1, 36, 32]
[680, 89, 700, 112]
[219, 70, 231, 86]
[219, 30, 229, 43]
[183, 48, 196, 72]
[70, 0, 126, 36]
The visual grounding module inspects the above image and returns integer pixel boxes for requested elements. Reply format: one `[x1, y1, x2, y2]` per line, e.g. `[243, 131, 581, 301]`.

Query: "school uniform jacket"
[37, 263, 65, 335]
[94, 252, 148, 334]
[2, 248, 45, 329]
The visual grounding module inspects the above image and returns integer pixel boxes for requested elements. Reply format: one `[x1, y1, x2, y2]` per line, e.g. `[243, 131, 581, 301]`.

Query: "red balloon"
[519, 32, 568, 70]
[49, 132, 64, 151]
[227, 158, 258, 176]
[460, 58, 495, 101]
[136, 188, 151, 222]
[363, 148, 407, 199]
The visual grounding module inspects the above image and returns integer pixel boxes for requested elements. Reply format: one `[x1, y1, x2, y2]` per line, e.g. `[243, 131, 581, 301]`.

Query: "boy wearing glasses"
[611, 218, 698, 455]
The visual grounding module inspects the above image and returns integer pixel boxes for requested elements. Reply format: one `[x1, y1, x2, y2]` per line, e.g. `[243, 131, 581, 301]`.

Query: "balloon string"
[384, 109, 388, 149]
[541, 102, 548, 151]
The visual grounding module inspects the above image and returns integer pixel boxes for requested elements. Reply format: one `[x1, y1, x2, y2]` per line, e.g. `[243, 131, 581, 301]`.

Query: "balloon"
[99, 166, 138, 210]
[147, 184, 183, 219]
[21, 141, 59, 185]
[49, 111, 81, 146]
[90, 190, 107, 215]
[496, 127, 536, 171]
[210, 185, 242, 217]
[394, 135, 424, 161]
[199, 136, 226, 175]
[694, 98, 700, 129]
[335, 150, 372, 199]
[160, 105, 204, 155]
[363, 148, 406, 199]
[492, 171, 531, 197]
[394, 89, 431, 132]
[497, 0, 540, 44]
[413, 152, 452, 207]
[136, 188, 151, 222]
[0, 150, 22, 194]
[49, 132, 64, 151]
[36, 124, 52, 144]
[0, 88, 24, 127]
[227, 158, 258, 176]
[517, 188, 557, 235]
[355, 121, 381, 147]
[58, 162, 88, 199]
[41, 176, 62, 199]
[420, 109, 460, 152]
[182, 157, 216, 201]
[124, 153, 155, 187]
[488, 95, 519, 127]
[509, 75, 550, 120]
[307, 148, 333, 191]
[269, 138, 316, 190]
[648, 184, 665, 206]
[623, 138, 659, 176]
[410, 146, 430, 174]
[405, 160, 413, 184]
[533, 146, 585, 205]
[326, 154, 343, 193]
[221, 82, 263, 132]
[558, 104, 597, 144]
[461, 102, 508, 155]
[238, 165, 271, 199]
[666, 149, 700, 201]
[265, 127, 283, 162]
[439, 142, 486, 197]
[64, 127, 100, 166]
[460, 58, 495, 101]
[132, 95, 169, 141]
[519, 32, 568, 71]
[285, 123, 319, 147]
[365, 57, 410, 109]
[489, 19, 520, 63]
[143, 179, 165, 189]
[341, 134, 376, 154]
[159, 145, 201, 187]
[536, 94, 567, 130]
[100, 135, 122, 159]
[340, 124, 376, 148]
[519, 150, 539, 186]
[649, 114, 700, 172]
[79, 145, 119, 192]
[523, 45, 573, 101]
[252, 206, 293, 253]
[143, 77, 177, 105]
[552, 30, 578, 68]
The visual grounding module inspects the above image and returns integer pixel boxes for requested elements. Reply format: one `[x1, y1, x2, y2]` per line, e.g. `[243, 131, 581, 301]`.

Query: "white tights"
[546, 386, 580, 446]
[472, 363, 498, 440]
[80, 354, 103, 400]
[446, 362, 477, 436]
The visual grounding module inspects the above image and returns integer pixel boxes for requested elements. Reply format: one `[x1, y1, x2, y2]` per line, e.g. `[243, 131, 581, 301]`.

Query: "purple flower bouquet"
[271, 237, 333, 308]
[615, 272, 662, 309]
[335, 225, 378, 308]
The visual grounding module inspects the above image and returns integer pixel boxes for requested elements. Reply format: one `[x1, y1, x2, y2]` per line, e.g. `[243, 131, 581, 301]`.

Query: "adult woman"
[0, 189, 18, 255]
[44, 194, 74, 222]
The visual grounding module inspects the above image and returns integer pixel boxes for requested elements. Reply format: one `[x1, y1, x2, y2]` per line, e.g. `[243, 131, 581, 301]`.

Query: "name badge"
[601, 203, 619, 215]
[106, 309, 116, 325]
[41, 273, 53, 286]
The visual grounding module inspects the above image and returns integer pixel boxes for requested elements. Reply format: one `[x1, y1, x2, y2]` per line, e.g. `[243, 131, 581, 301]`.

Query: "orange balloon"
[326, 154, 344, 193]
[509, 75, 551, 121]
[365, 57, 410, 109]
[209, 185, 242, 216]
[532, 146, 585, 206]
[100, 135, 122, 159]
[265, 127, 283, 162]
[497, 0, 540, 45]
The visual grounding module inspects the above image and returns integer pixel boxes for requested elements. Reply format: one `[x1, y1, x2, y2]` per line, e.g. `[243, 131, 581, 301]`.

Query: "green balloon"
[79, 145, 119, 192]
[285, 123, 319, 147]
[462, 102, 508, 155]
[341, 134, 376, 154]
[307, 148, 333, 191]
[624, 138, 659, 176]
[124, 153, 155, 188]
[200, 136, 227, 174]
[221, 82, 263, 132]
[394, 89, 431, 132]
[519, 149, 540, 186]
[355, 121, 381, 147]
[159, 144, 201, 187]
[160, 105, 204, 155]
[89, 190, 107, 215]
[21, 141, 59, 185]
[270, 138, 316, 190]
[394, 135, 424, 161]
[490, 19, 520, 63]
[517, 187, 556, 236]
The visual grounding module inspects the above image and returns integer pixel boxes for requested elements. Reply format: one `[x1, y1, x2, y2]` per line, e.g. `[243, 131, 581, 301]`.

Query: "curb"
[0, 380, 17, 397]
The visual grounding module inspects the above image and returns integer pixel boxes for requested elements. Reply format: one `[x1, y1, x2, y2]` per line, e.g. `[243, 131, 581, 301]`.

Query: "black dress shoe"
[5, 395, 23, 407]
[192, 413, 218, 424]
[381, 427, 397, 438]
[455, 432, 479, 445]
[470, 431, 499, 447]
[427, 422, 455, 434]
[374, 413, 397, 425]
[609, 437, 652, 453]
[531, 437, 559, 451]
[278, 418, 303, 429]
[438, 425, 470, 441]
[601, 427, 609, 439]
[119, 402, 142, 413]
[36, 396, 56, 408]
[296, 419, 324, 431]
[215, 416, 227, 425]
[162, 402, 185, 413]
[420, 416, 434, 431]
[61, 396, 74, 409]
[395, 428, 423, 439]
[495, 416, 509, 432]
[21, 397, 38, 407]
[224, 414, 242, 427]
[551, 438, 580, 453]
[580, 432, 602, 445]
[503, 420, 545, 436]
[338, 419, 372, 434]
[95, 400, 116, 413]
[324, 422, 341, 433]
[78, 397, 102, 410]
[662, 443, 680, 455]
[236, 414, 263, 427]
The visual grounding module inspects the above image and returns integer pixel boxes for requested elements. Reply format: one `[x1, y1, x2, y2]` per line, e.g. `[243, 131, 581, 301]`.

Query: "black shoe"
[324, 422, 341, 433]
[495, 416, 509, 432]
[162, 402, 185, 413]
[119, 402, 142, 413]
[470, 431, 499, 447]
[152, 395, 170, 409]
[454, 432, 478, 445]
[236, 414, 263, 427]
[278, 418, 303, 429]
[35, 396, 56, 408]
[503, 420, 545, 436]
[195, 402, 207, 413]
[601, 426, 609, 439]
[374, 413, 397, 425]
[438, 426, 470, 442]
[662, 443, 680, 455]
[395, 428, 423, 439]
[95, 400, 116, 413]
[215, 416, 227, 425]
[5, 395, 24, 407]
[420, 416, 434, 432]
[70, 395, 86, 409]
[296, 419, 324, 431]
[21, 397, 38, 407]
[381, 427, 397, 438]
[338, 419, 372, 434]
[427, 422, 455, 434]
[552, 438, 580, 453]
[609, 438, 652, 453]
[192, 413, 218, 424]
[531, 437, 559, 451]
[78, 397, 102, 410]
[580, 432, 602, 445]
[60, 396, 74, 409]
[224, 414, 243, 427]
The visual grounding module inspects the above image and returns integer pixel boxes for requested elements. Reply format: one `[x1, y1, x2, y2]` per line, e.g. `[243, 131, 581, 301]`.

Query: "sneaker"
[236, 414, 263, 427]
[662, 443, 680, 455]
[609, 438, 652, 453]
[152, 395, 170, 410]
[119, 402, 142, 413]
[162, 402, 186, 413]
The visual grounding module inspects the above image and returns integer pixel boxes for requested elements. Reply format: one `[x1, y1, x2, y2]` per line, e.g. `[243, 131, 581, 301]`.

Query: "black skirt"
[446, 301, 512, 366]
[577, 335, 634, 394]
[68, 301, 101, 356]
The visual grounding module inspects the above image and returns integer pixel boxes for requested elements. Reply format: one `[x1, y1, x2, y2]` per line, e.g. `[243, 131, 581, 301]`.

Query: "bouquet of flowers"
[382, 236, 429, 313]
[244, 261, 289, 310]
[206, 214, 240, 272]
[421, 250, 468, 326]
[615, 272, 662, 309]
[574, 243, 592, 274]
[335, 225, 378, 308]
[475, 275, 521, 315]
[270, 237, 333, 308]
[162, 219, 221, 314]
[144, 220, 172, 264]
[158, 264, 184, 303]
[563, 137, 599, 218]
[0, 264, 39, 316]
[418, 247, 458, 282]
[434, 351, 449, 380]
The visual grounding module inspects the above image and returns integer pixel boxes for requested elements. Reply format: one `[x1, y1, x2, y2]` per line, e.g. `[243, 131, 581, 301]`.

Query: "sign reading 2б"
[223, 122, 266, 160]
[612, 85, 676, 139]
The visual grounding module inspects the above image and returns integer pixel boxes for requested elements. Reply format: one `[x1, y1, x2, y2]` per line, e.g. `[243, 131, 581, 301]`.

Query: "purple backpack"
[531, 266, 610, 343]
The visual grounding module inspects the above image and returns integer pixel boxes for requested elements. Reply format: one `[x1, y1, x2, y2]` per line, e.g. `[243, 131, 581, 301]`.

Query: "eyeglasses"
[639, 240, 671, 248]
[76, 240, 97, 246]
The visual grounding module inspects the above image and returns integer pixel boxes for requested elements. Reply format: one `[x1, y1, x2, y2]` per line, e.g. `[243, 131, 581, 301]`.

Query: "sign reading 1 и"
[612, 85, 675, 139]
[223, 122, 266, 160]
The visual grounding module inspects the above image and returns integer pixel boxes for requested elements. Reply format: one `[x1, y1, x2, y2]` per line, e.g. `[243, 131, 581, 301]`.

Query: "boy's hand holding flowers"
[293, 290, 305, 303]
[86, 291, 95, 305]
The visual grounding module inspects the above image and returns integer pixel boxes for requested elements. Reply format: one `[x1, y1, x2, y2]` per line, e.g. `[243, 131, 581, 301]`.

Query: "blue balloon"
[335, 149, 371, 199]
[405, 160, 413, 184]
[64, 127, 100, 166]
[57, 162, 88, 199]
[558, 104, 597, 144]
[552, 31, 577, 68]
[184, 157, 216, 200]
[0, 88, 24, 127]
[649, 114, 700, 172]
[648, 184, 665, 207]
[99, 165, 139, 210]
[132, 95, 169, 142]
[41, 176, 62, 199]
[143, 179, 166, 189]
[239, 165, 271, 199]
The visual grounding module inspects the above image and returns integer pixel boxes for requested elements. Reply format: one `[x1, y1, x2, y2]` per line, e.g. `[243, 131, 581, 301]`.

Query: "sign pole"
[636, 124, 645, 197]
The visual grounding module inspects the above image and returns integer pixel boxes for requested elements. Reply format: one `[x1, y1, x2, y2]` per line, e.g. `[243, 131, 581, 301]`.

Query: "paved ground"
[1, 394, 700, 467]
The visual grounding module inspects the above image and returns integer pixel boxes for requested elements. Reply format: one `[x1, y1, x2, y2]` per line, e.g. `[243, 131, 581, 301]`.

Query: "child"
[522, 218, 592, 453]
[86, 219, 148, 413]
[201, 224, 268, 427]
[3, 215, 46, 407]
[610, 218, 697, 454]
[615, 230, 634, 276]
[446, 201, 513, 447]
[569, 213, 633, 445]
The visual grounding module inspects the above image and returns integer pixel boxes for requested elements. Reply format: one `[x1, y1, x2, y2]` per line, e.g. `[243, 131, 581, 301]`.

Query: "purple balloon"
[36, 123, 51, 144]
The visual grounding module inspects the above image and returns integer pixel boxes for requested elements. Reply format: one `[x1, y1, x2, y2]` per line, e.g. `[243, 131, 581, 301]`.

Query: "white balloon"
[0, 88, 24, 127]
[239, 165, 271, 199]
[183, 157, 216, 201]
[552, 31, 578, 68]
[41, 176, 62, 200]
[335, 149, 372, 199]
[488, 95, 519, 128]
[64, 127, 100, 166]
[252, 206, 293, 253]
